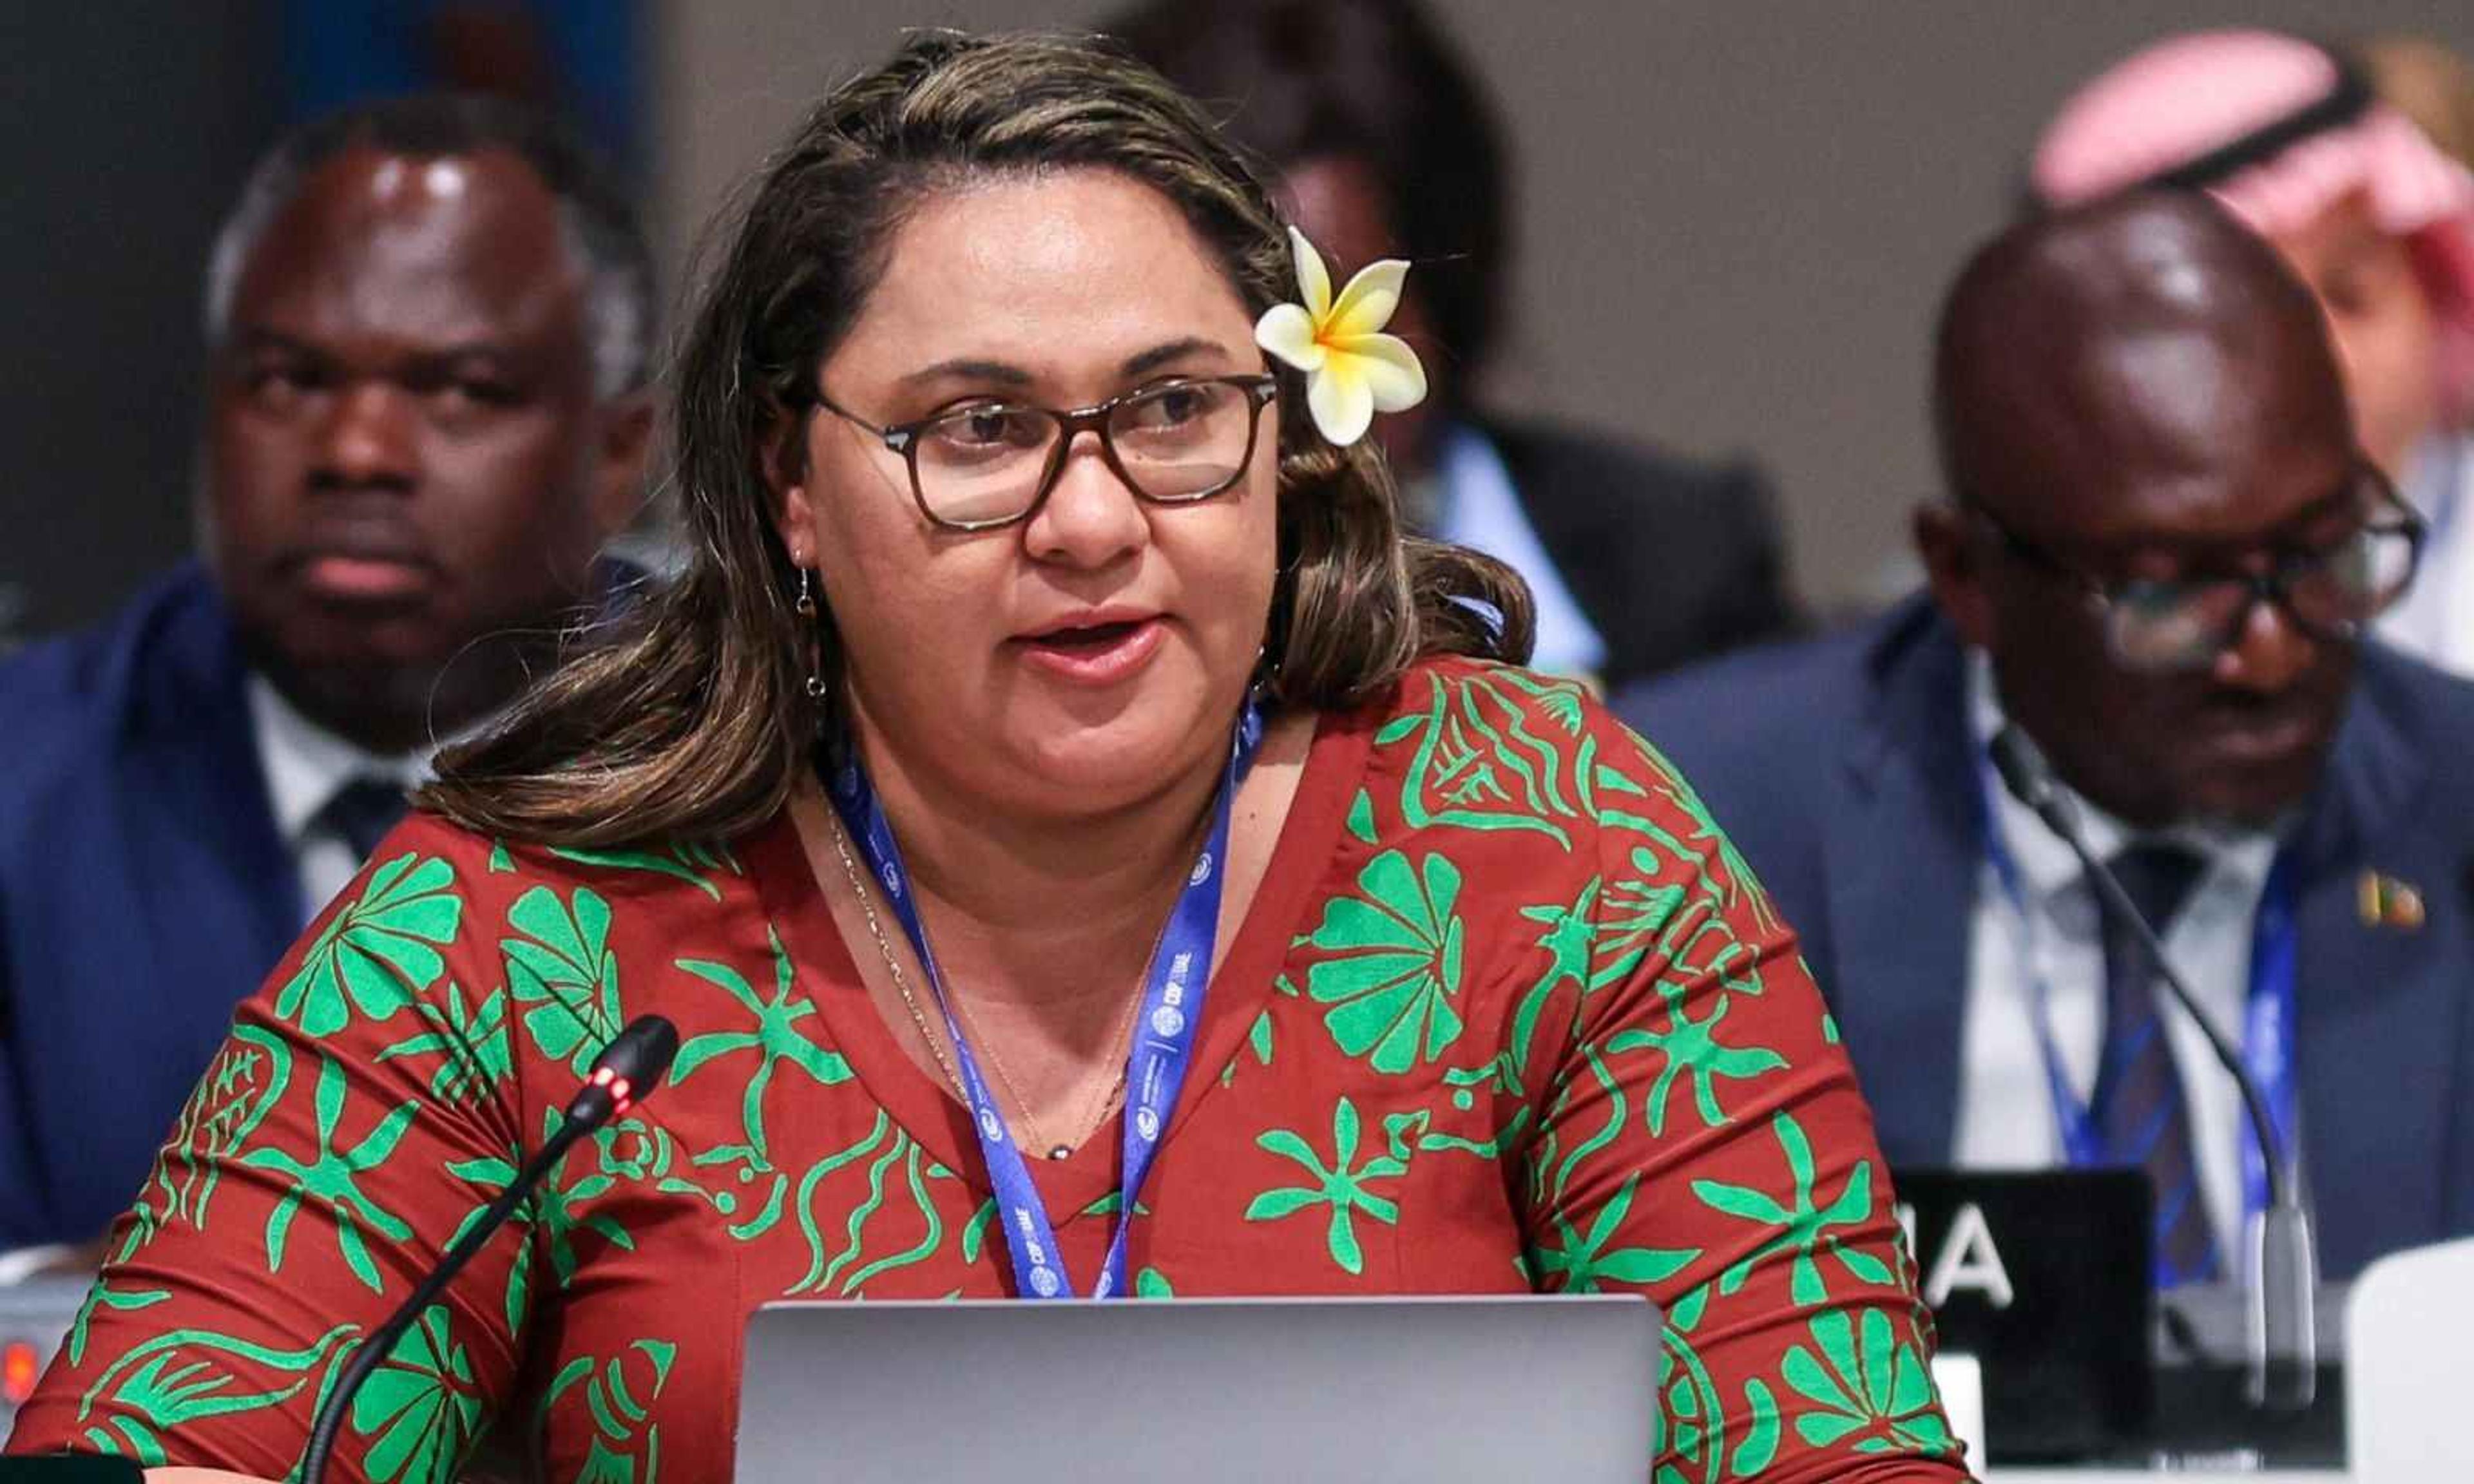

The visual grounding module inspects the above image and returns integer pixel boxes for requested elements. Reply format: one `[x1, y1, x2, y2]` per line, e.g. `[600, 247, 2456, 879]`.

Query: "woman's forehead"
[839, 170, 1254, 379]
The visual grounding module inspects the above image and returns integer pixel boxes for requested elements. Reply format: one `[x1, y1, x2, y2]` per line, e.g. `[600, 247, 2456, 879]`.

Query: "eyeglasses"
[805, 374, 1279, 533]
[1968, 464, 2426, 671]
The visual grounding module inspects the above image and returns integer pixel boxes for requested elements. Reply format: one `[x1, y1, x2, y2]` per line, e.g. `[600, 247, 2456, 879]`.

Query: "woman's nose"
[1022, 430, 1148, 567]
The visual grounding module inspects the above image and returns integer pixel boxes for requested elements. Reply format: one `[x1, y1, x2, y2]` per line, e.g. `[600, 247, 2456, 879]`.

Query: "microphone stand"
[298, 1015, 680, 1484]
[1990, 727, 2317, 1411]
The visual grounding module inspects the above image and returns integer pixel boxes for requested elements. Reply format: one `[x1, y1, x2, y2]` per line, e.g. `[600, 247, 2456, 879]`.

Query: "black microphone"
[299, 1014, 680, 1484]
[1989, 725, 2318, 1411]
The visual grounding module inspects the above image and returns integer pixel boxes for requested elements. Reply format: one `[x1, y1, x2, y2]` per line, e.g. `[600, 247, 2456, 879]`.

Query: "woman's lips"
[1011, 615, 1166, 685]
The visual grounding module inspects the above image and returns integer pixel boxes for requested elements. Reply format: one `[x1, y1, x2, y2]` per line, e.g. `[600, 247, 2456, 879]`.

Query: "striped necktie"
[2091, 842, 2215, 1287]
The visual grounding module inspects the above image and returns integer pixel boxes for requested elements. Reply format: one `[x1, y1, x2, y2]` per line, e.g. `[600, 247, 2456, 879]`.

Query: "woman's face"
[2274, 191, 2442, 479]
[779, 169, 1281, 815]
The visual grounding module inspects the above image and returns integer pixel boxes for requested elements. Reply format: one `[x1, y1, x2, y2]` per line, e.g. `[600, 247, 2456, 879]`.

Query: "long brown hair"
[424, 30, 1531, 848]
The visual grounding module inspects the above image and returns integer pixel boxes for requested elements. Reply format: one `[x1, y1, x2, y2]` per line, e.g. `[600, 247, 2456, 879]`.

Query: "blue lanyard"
[827, 698, 1264, 1299]
[2238, 858, 2299, 1219]
[1976, 756, 2299, 1222]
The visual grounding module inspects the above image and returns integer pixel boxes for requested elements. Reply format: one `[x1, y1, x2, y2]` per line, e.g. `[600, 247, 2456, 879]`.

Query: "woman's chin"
[993, 704, 1229, 812]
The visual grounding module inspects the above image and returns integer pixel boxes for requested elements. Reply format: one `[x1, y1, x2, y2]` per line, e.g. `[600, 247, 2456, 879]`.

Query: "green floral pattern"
[1305, 850, 1468, 1074]
[1692, 1112, 1894, 1306]
[504, 886, 625, 1075]
[274, 853, 462, 1036]
[1781, 1309, 1954, 1456]
[1243, 1096, 1407, 1275]
[671, 929, 854, 1169]
[10, 658, 1957, 1484]
[238, 1054, 421, 1294]
[351, 1306, 485, 1484]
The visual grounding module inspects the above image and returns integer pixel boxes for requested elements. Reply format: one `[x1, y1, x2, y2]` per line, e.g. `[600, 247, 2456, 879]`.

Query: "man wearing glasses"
[1618, 190, 2474, 1282]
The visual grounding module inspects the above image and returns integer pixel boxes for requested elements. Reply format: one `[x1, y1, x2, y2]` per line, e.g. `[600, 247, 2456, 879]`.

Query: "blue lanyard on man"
[1975, 754, 2301, 1228]
[829, 697, 1266, 1299]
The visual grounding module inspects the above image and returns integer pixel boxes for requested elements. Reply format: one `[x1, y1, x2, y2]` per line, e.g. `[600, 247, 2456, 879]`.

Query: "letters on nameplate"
[1892, 1167, 2152, 1463]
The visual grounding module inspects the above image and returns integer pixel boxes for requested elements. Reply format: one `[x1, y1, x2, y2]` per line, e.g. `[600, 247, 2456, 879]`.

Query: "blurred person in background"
[2363, 33, 2474, 174]
[2031, 28, 2474, 680]
[283, 0, 646, 174]
[5, 32, 1961, 1482]
[0, 93, 654, 1252]
[1109, 0, 1799, 692]
[1622, 191, 2474, 1284]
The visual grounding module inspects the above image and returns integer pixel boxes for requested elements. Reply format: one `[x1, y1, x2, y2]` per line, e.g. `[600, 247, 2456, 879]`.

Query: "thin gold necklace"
[829, 812, 1146, 1161]
[949, 967, 1143, 1163]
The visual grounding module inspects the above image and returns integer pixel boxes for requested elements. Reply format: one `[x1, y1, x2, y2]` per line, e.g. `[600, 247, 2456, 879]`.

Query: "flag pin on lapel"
[2357, 871, 2425, 930]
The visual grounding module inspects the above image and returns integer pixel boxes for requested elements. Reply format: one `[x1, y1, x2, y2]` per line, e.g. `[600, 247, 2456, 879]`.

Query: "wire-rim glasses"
[805, 374, 1279, 533]
[1967, 462, 2426, 671]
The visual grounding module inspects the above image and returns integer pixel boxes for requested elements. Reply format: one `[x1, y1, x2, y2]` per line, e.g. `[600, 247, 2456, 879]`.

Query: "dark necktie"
[2091, 842, 2216, 1287]
[319, 777, 409, 864]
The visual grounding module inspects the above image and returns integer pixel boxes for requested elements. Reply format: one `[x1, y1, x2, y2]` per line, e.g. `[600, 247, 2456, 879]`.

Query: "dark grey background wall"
[657, 0, 2474, 610]
[10, 3, 2474, 641]
[1, 3, 277, 636]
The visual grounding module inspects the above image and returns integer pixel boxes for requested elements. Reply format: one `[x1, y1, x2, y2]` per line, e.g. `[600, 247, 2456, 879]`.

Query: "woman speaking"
[8, 31, 1961, 1483]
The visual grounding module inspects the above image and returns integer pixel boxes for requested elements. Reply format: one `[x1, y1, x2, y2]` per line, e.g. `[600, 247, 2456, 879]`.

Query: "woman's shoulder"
[1375, 653, 1633, 729]
[249, 810, 789, 1112]
[372, 808, 772, 914]
[275, 810, 780, 1032]
[1359, 655, 1702, 825]
[1312, 656, 1734, 902]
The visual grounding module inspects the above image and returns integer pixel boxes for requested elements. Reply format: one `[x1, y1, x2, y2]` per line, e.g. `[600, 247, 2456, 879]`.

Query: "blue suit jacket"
[0, 564, 306, 1248]
[1615, 596, 2474, 1279]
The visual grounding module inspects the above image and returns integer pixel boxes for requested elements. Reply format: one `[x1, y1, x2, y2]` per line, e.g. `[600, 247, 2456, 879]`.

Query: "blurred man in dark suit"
[1112, 0, 1799, 691]
[0, 94, 653, 1249]
[1620, 192, 2474, 1281]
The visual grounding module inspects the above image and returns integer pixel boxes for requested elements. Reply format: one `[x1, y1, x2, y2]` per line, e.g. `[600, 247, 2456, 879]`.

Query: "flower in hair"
[1252, 227, 1428, 447]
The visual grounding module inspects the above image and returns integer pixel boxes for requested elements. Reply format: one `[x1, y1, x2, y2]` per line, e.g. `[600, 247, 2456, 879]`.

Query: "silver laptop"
[737, 1294, 1662, 1483]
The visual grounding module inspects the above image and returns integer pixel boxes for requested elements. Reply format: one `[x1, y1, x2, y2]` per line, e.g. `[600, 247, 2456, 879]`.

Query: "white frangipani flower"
[1252, 227, 1428, 447]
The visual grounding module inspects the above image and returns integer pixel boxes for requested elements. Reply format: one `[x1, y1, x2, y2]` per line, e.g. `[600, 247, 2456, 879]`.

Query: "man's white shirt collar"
[246, 676, 437, 848]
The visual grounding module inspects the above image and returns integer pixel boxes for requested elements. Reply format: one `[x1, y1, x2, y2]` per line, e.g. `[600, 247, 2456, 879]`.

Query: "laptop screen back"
[737, 1294, 1661, 1483]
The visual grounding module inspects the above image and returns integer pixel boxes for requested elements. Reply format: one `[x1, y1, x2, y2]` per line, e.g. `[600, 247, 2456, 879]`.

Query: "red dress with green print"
[6, 658, 1968, 1483]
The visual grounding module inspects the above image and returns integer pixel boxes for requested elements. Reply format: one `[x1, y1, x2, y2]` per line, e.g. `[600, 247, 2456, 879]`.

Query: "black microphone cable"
[298, 1014, 680, 1484]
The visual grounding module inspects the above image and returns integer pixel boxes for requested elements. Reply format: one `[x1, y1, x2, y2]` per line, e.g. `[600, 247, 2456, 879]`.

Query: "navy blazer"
[1615, 596, 2474, 1279]
[0, 564, 307, 1248]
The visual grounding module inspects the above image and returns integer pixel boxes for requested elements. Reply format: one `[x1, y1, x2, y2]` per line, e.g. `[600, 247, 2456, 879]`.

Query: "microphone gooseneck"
[298, 1015, 681, 1484]
[1987, 724, 2070, 830]
[1989, 731, 2284, 1208]
[1987, 726, 2317, 1411]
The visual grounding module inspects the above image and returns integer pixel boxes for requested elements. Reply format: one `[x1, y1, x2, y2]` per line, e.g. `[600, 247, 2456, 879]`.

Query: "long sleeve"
[1516, 714, 1968, 1481]
[11, 657, 1978, 1483]
[6, 832, 537, 1484]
